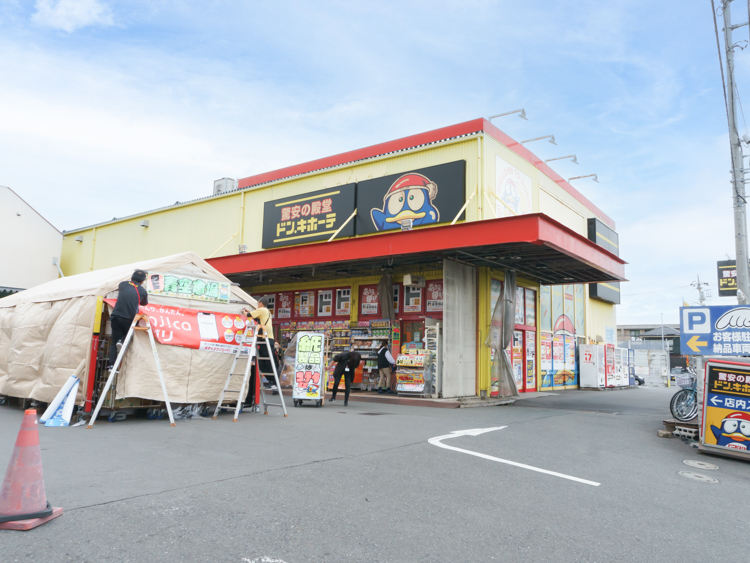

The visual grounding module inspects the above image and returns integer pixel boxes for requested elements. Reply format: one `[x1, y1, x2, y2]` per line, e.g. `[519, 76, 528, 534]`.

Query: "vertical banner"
[277, 293, 292, 318]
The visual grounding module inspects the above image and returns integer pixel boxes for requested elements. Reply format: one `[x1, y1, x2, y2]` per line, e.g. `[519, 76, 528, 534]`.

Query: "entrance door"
[402, 321, 423, 348]
[525, 330, 536, 391]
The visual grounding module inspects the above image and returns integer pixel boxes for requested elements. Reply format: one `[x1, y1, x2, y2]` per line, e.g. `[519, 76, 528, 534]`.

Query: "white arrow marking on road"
[428, 427, 601, 487]
[710, 396, 721, 406]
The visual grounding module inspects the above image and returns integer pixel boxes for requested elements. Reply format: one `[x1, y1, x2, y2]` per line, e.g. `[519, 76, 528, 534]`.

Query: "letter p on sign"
[682, 308, 710, 334]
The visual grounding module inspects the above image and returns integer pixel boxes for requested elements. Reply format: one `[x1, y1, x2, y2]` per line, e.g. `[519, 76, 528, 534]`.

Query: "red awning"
[208, 214, 626, 286]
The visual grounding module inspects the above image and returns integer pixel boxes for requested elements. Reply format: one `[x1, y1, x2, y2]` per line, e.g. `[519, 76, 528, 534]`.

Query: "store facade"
[60, 118, 626, 398]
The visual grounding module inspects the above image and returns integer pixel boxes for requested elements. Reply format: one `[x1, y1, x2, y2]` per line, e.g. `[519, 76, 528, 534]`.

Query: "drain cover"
[678, 471, 719, 483]
[683, 460, 719, 471]
[358, 412, 391, 416]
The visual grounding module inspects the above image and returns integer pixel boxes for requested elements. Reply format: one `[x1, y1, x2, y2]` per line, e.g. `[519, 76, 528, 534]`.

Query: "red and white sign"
[106, 300, 250, 355]
[361, 286, 378, 316]
[277, 292, 292, 318]
[426, 281, 443, 313]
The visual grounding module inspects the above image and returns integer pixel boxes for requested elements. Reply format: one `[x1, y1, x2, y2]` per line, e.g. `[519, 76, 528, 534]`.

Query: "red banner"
[104, 300, 250, 354]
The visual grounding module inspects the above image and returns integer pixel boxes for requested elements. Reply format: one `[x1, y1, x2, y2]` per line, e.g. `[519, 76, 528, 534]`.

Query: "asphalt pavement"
[2, 387, 748, 562]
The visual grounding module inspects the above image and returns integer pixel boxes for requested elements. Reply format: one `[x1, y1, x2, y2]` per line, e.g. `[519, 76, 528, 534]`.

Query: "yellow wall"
[61, 137, 480, 274]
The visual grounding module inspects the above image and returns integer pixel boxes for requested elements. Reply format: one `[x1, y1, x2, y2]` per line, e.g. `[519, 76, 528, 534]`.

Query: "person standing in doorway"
[108, 270, 148, 370]
[377, 340, 396, 394]
[330, 351, 361, 407]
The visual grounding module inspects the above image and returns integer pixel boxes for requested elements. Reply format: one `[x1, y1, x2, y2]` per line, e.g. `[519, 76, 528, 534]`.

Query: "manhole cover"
[683, 460, 719, 471]
[678, 471, 719, 483]
[358, 412, 392, 416]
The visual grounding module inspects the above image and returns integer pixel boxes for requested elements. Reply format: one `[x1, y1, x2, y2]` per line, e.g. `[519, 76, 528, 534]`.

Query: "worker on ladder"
[107, 270, 149, 370]
[242, 296, 279, 391]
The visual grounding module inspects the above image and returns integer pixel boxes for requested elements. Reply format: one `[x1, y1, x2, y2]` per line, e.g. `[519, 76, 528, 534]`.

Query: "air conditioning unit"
[213, 178, 238, 195]
[403, 274, 425, 288]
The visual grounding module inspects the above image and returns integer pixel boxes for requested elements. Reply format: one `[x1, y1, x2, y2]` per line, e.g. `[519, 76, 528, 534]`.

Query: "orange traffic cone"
[0, 409, 62, 530]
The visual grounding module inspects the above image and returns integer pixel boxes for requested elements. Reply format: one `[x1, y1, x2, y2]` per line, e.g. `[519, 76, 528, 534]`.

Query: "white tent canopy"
[0, 252, 257, 405]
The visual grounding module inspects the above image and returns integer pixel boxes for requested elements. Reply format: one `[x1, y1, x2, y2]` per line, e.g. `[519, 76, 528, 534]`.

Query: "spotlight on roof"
[568, 174, 598, 183]
[521, 135, 556, 146]
[545, 155, 578, 165]
[488, 109, 527, 121]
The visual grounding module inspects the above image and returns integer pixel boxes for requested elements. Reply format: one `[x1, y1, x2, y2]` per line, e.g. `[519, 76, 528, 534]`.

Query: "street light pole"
[721, 0, 750, 305]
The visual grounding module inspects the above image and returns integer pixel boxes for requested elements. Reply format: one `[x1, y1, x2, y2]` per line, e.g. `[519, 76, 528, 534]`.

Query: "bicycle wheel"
[670, 389, 698, 422]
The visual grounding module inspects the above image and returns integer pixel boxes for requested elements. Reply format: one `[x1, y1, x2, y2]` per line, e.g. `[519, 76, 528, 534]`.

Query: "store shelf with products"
[424, 323, 441, 397]
[350, 320, 392, 391]
[396, 345, 433, 397]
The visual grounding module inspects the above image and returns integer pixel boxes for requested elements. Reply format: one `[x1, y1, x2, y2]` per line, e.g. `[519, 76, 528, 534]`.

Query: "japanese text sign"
[702, 360, 750, 456]
[262, 184, 356, 249]
[147, 272, 231, 303]
[104, 299, 249, 355]
[680, 305, 750, 355]
[717, 260, 738, 297]
[292, 332, 327, 400]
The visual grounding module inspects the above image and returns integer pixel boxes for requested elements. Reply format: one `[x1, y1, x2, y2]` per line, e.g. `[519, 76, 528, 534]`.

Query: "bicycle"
[670, 367, 699, 422]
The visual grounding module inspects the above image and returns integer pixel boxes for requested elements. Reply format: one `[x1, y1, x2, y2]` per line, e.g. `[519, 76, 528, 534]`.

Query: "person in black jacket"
[107, 270, 149, 369]
[329, 351, 361, 407]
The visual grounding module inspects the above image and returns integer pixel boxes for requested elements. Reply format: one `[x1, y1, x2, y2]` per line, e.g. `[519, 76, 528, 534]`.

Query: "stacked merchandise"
[396, 344, 432, 396]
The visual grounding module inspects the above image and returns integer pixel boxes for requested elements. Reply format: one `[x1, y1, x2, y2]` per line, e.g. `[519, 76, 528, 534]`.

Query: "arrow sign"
[686, 335, 708, 353]
[428, 427, 600, 487]
[710, 395, 722, 406]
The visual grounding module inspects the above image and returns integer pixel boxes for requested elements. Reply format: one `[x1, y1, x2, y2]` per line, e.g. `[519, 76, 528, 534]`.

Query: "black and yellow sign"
[718, 260, 738, 297]
[262, 184, 356, 249]
[703, 361, 750, 458]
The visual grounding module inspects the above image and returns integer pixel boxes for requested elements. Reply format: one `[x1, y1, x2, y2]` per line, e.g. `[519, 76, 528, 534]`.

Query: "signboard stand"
[699, 359, 750, 462]
[292, 332, 327, 408]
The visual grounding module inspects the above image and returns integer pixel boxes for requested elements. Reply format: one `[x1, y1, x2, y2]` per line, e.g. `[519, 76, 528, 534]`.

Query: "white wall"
[0, 187, 62, 290]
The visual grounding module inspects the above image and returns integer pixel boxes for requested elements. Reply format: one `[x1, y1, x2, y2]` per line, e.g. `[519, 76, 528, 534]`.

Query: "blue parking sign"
[680, 306, 750, 356]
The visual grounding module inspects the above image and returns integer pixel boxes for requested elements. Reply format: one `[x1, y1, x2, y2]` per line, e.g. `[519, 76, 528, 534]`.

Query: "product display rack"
[424, 323, 441, 397]
[395, 347, 432, 397]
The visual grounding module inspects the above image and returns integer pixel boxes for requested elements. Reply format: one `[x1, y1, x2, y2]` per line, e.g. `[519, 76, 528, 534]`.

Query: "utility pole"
[691, 275, 710, 305]
[719, 0, 750, 304]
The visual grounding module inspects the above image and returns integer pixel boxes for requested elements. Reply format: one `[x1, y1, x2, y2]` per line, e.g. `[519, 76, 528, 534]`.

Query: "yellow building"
[61, 118, 625, 398]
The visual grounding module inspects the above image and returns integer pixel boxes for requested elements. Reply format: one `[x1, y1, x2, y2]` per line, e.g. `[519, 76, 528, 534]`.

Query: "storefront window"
[540, 286, 552, 332]
[515, 287, 525, 325]
[265, 294, 276, 315]
[277, 292, 292, 319]
[335, 288, 350, 316]
[574, 284, 585, 336]
[525, 288, 536, 327]
[317, 289, 332, 317]
[551, 286, 563, 330]
[360, 285, 379, 316]
[403, 286, 422, 314]
[563, 285, 574, 330]
[296, 291, 315, 317]
[393, 285, 400, 314]
[426, 280, 443, 313]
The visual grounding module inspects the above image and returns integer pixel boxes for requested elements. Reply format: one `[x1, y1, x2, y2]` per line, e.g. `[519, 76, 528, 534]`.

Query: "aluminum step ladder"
[88, 313, 176, 428]
[213, 323, 288, 421]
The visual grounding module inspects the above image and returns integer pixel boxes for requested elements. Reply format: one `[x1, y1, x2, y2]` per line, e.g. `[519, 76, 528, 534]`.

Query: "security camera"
[742, 134, 750, 144]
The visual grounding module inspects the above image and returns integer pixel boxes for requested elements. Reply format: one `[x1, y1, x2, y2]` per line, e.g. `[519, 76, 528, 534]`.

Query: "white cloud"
[32, 0, 113, 33]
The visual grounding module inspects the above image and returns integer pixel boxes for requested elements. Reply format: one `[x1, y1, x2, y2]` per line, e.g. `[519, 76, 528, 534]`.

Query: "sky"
[1, 0, 749, 324]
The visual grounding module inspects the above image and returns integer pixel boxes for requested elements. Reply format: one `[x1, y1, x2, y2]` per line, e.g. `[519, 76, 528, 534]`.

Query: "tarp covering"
[0, 252, 256, 405]
[485, 269, 520, 399]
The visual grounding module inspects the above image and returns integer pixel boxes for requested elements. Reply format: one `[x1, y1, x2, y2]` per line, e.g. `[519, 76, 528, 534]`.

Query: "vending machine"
[614, 348, 624, 386]
[628, 348, 635, 386]
[604, 344, 615, 387]
[579, 344, 605, 388]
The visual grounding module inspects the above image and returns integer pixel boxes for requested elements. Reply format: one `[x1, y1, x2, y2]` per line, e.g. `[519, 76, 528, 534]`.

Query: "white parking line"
[428, 427, 601, 487]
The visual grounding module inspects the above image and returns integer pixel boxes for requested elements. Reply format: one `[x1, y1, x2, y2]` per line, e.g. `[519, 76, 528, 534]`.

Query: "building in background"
[618, 323, 684, 369]
[0, 186, 62, 298]
[59, 119, 626, 397]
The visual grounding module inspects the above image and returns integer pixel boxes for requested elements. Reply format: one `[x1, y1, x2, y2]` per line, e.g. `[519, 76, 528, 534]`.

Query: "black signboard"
[589, 282, 621, 305]
[586, 218, 621, 304]
[262, 184, 356, 249]
[587, 218, 619, 256]
[718, 260, 738, 297]
[355, 160, 466, 235]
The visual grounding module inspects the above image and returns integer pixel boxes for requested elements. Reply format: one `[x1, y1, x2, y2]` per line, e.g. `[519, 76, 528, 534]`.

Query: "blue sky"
[1, 0, 748, 324]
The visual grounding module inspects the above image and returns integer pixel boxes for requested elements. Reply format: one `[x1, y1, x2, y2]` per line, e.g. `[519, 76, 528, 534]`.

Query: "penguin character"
[710, 411, 750, 450]
[371, 173, 440, 231]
